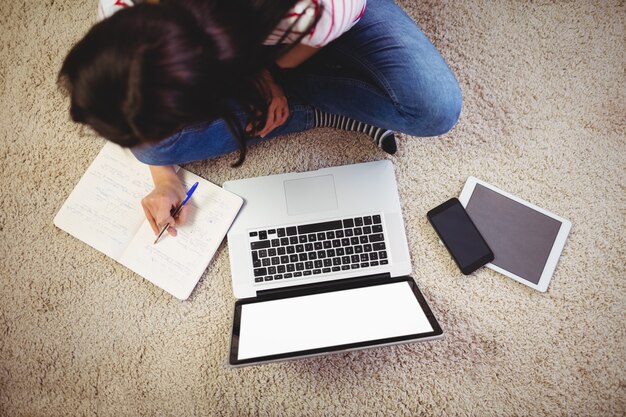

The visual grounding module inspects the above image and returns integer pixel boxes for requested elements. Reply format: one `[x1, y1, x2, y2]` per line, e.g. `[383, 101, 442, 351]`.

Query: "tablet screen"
[465, 184, 563, 284]
[232, 280, 437, 364]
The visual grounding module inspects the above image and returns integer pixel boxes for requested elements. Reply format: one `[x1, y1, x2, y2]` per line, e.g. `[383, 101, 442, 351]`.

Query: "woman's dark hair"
[59, 0, 321, 166]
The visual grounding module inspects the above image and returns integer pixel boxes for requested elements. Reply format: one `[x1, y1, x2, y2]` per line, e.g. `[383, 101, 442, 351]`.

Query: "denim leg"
[131, 0, 460, 165]
[282, 0, 462, 137]
[131, 101, 315, 165]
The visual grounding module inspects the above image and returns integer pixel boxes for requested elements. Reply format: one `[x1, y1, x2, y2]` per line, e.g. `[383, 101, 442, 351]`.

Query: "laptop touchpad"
[284, 175, 338, 216]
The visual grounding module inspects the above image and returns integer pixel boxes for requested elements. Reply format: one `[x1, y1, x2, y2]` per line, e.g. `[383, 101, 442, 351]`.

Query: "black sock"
[313, 109, 397, 154]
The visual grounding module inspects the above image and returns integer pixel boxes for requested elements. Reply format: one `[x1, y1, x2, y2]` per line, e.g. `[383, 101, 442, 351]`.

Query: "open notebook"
[54, 143, 243, 300]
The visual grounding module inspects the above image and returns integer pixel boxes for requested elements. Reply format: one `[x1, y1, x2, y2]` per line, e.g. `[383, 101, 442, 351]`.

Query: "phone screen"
[428, 198, 494, 274]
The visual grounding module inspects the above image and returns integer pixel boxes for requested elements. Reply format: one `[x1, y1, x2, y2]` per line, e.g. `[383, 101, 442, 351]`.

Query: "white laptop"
[223, 160, 442, 366]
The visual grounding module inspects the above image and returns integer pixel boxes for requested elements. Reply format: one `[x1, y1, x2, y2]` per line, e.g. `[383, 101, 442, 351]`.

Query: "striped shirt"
[97, 0, 366, 48]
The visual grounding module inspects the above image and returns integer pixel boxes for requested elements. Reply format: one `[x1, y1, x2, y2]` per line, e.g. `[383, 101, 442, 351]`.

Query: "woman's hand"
[251, 69, 289, 138]
[142, 165, 188, 237]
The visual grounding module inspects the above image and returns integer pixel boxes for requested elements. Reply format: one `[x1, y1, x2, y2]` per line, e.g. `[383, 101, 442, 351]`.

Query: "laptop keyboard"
[249, 214, 389, 284]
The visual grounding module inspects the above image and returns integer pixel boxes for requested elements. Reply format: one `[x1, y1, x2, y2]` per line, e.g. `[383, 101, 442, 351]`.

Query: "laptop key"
[379, 251, 388, 259]
[343, 218, 354, 228]
[274, 274, 283, 280]
[284, 273, 293, 279]
[341, 265, 350, 270]
[364, 216, 372, 225]
[369, 233, 385, 242]
[259, 231, 267, 240]
[332, 266, 341, 272]
[277, 228, 286, 237]
[294, 272, 303, 277]
[380, 260, 389, 265]
[262, 259, 270, 266]
[287, 226, 297, 236]
[254, 268, 267, 277]
[373, 242, 386, 251]
[313, 269, 321, 275]
[298, 220, 343, 234]
[304, 271, 312, 276]
[322, 268, 331, 273]
[264, 276, 273, 281]
[363, 226, 372, 234]
[355, 217, 364, 226]
[372, 225, 383, 233]
[373, 215, 382, 224]
[255, 277, 263, 283]
[251, 240, 271, 250]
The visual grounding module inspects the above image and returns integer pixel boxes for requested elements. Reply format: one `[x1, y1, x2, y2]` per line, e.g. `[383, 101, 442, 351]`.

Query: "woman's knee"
[399, 75, 462, 137]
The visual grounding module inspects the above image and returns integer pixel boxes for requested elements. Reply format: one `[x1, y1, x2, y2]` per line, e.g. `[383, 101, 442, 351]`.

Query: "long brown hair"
[59, 0, 321, 166]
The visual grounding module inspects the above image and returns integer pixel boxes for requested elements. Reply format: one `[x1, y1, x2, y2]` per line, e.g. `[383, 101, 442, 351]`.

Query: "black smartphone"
[427, 198, 494, 275]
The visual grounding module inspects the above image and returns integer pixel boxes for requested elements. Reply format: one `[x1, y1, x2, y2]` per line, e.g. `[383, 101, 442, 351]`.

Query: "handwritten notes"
[54, 143, 243, 300]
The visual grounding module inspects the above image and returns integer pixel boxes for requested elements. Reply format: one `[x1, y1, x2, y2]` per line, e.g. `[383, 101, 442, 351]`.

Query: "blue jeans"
[132, 0, 462, 166]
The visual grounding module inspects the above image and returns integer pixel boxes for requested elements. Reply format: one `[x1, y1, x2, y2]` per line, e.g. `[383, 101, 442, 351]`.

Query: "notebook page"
[54, 143, 154, 260]
[119, 170, 243, 300]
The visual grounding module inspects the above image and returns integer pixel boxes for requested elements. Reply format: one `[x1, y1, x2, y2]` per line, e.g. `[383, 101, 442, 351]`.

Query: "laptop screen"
[230, 278, 441, 365]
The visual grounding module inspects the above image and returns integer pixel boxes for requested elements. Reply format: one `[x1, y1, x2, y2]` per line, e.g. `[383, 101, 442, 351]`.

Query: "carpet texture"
[1, 1, 624, 416]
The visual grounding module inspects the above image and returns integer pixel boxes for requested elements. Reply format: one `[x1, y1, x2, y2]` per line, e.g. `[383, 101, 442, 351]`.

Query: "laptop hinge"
[256, 273, 393, 301]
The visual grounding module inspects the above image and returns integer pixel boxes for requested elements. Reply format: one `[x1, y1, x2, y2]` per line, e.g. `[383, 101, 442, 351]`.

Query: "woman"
[60, 0, 461, 238]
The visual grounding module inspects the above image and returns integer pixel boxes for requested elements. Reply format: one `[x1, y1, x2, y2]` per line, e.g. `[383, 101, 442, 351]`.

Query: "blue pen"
[153, 181, 199, 244]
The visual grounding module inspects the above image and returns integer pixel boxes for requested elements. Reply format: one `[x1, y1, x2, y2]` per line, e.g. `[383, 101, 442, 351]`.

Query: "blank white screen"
[237, 282, 433, 360]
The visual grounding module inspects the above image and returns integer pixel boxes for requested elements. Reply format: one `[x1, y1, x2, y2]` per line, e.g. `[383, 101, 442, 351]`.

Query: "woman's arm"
[276, 44, 320, 69]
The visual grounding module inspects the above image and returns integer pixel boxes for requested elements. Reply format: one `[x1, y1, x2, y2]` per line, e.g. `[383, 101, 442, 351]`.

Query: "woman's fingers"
[258, 99, 289, 137]
[141, 181, 186, 237]
[176, 206, 188, 226]
[259, 104, 277, 138]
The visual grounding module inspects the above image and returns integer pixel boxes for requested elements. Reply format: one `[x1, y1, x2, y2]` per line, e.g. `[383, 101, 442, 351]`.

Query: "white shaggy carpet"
[1, 1, 624, 415]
